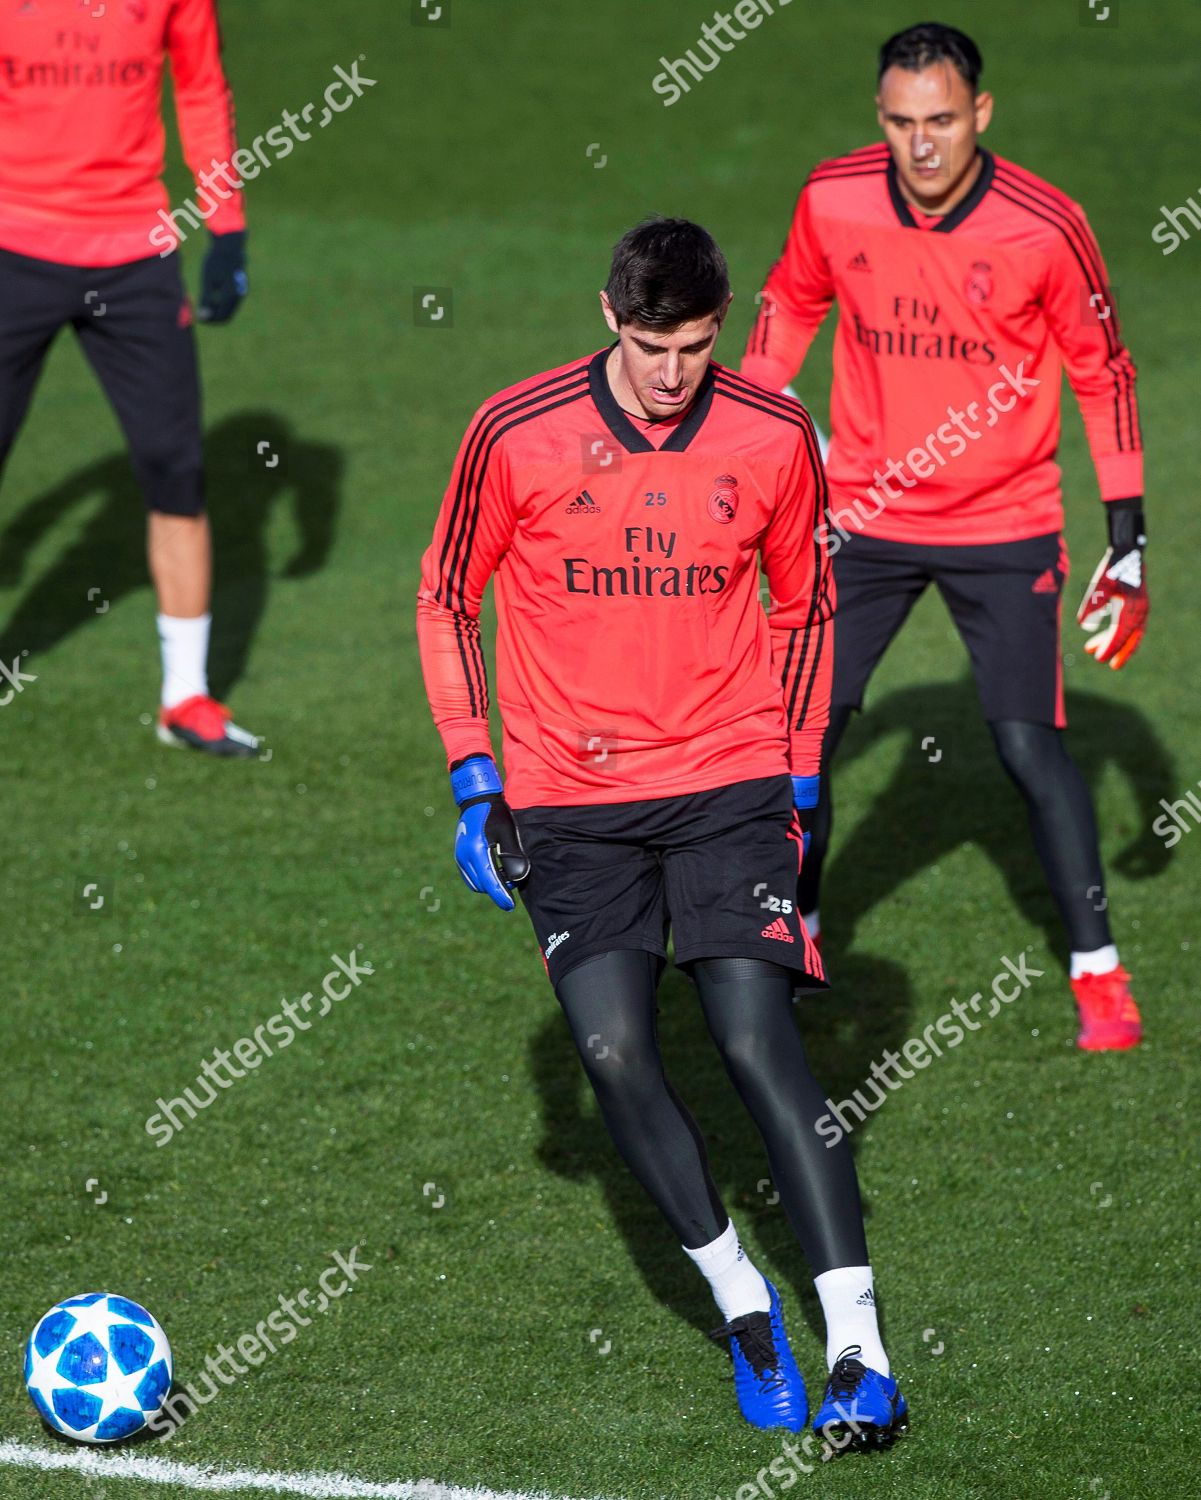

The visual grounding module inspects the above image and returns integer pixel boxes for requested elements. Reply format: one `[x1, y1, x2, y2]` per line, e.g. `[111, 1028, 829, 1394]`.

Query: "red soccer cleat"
[1071, 964, 1142, 1051]
[157, 694, 260, 758]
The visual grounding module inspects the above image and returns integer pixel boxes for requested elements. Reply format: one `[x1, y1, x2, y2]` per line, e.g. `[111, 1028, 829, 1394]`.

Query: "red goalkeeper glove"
[1077, 502, 1148, 670]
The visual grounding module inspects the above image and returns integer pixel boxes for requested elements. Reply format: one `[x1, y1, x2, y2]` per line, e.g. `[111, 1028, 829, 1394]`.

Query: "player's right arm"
[417, 403, 518, 763]
[742, 184, 836, 393]
[417, 403, 528, 909]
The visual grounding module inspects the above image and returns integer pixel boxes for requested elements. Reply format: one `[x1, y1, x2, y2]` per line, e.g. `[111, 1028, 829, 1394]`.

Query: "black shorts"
[513, 775, 827, 992]
[832, 530, 1068, 727]
[0, 247, 203, 515]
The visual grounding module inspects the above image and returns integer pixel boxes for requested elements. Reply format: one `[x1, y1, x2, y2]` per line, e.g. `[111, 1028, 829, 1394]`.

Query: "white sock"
[814, 1265, 889, 1374]
[1070, 944, 1120, 980]
[683, 1219, 771, 1321]
[157, 612, 211, 709]
[803, 909, 820, 940]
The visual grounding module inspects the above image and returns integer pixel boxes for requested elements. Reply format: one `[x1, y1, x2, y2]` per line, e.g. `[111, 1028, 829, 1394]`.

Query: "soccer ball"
[24, 1292, 173, 1444]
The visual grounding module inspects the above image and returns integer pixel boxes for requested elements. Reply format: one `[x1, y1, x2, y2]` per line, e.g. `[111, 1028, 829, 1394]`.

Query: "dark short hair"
[604, 217, 730, 330]
[878, 22, 982, 92]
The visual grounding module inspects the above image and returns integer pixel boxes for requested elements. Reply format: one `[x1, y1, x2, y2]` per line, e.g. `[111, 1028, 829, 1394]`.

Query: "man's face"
[876, 63, 992, 210]
[600, 295, 728, 420]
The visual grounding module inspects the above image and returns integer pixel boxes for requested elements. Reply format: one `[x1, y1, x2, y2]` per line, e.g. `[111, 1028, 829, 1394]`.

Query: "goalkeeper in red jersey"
[742, 22, 1146, 1050]
[418, 219, 907, 1446]
[0, 0, 258, 754]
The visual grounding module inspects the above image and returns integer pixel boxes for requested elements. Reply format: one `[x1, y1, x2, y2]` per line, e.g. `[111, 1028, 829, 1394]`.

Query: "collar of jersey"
[886, 147, 995, 233]
[588, 343, 717, 454]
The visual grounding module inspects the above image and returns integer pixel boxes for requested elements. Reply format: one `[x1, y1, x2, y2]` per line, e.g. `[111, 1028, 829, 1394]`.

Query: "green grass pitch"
[1, 1, 1198, 1496]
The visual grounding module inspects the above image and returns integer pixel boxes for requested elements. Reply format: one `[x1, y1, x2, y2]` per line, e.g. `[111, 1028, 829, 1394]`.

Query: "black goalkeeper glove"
[197, 230, 248, 325]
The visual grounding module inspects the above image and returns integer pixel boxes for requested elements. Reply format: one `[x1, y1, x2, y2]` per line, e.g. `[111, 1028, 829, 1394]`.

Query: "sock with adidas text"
[814, 1265, 889, 1374]
[684, 1218, 771, 1322]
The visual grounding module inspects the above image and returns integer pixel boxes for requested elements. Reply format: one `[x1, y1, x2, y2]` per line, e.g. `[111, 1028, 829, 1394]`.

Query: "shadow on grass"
[823, 676, 1176, 965]
[527, 676, 1174, 1347]
[0, 410, 344, 699]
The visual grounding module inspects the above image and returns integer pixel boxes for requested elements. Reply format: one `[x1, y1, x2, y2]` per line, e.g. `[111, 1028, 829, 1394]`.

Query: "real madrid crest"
[709, 472, 738, 524]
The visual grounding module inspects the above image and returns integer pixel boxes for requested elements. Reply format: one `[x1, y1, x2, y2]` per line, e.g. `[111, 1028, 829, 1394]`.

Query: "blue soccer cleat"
[708, 1281, 807, 1431]
[811, 1345, 908, 1451]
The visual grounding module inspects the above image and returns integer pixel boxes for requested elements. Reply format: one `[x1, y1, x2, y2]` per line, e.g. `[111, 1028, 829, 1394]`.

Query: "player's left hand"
[197, 230, 248, 325]
[791, 774, 820, 857]
[1077, 546, 1148, 669]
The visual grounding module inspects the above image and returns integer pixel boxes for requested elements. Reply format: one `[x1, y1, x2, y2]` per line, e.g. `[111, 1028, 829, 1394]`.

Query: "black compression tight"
[555, 950, 869, 1274]
[799, 710, 1112, 953]
[988, 718, 1112, 952]
[556, 950, 727, 1249]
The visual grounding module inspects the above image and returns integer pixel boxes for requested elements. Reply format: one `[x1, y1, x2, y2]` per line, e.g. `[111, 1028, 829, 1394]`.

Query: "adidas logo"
[1031, 568, 1058, 594]
[847, 251, 871, 271]
[1107, 549, 1143, 588]
[855, 1289, 876, 1306]
[565, 490, 601, 515]
[761, 916, 794, 943]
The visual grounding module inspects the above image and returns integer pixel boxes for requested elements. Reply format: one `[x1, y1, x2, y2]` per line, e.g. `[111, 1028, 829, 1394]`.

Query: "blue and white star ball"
[24, 1292, 173, 1444]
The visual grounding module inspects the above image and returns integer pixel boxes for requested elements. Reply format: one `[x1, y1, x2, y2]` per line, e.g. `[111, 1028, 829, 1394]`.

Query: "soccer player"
[0, 0, 258, 755]
[742, 22, 1146, 1050]
[418, 219, 907, 1445]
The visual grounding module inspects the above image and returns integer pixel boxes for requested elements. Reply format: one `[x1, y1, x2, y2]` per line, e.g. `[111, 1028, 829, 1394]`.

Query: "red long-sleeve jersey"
[743, 145, 1142, 545]
[417, 348, 833, 810]
[0, 0, 243, 266]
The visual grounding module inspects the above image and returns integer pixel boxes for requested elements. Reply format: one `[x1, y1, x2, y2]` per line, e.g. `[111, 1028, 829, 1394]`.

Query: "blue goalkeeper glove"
[197, 230, 248, 325]
[450, 755, 530, 912]
[791, 774, 820, 858]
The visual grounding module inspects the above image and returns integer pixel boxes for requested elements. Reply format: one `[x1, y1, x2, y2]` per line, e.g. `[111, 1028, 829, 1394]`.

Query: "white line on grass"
[0, 1440, 608, 1500]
